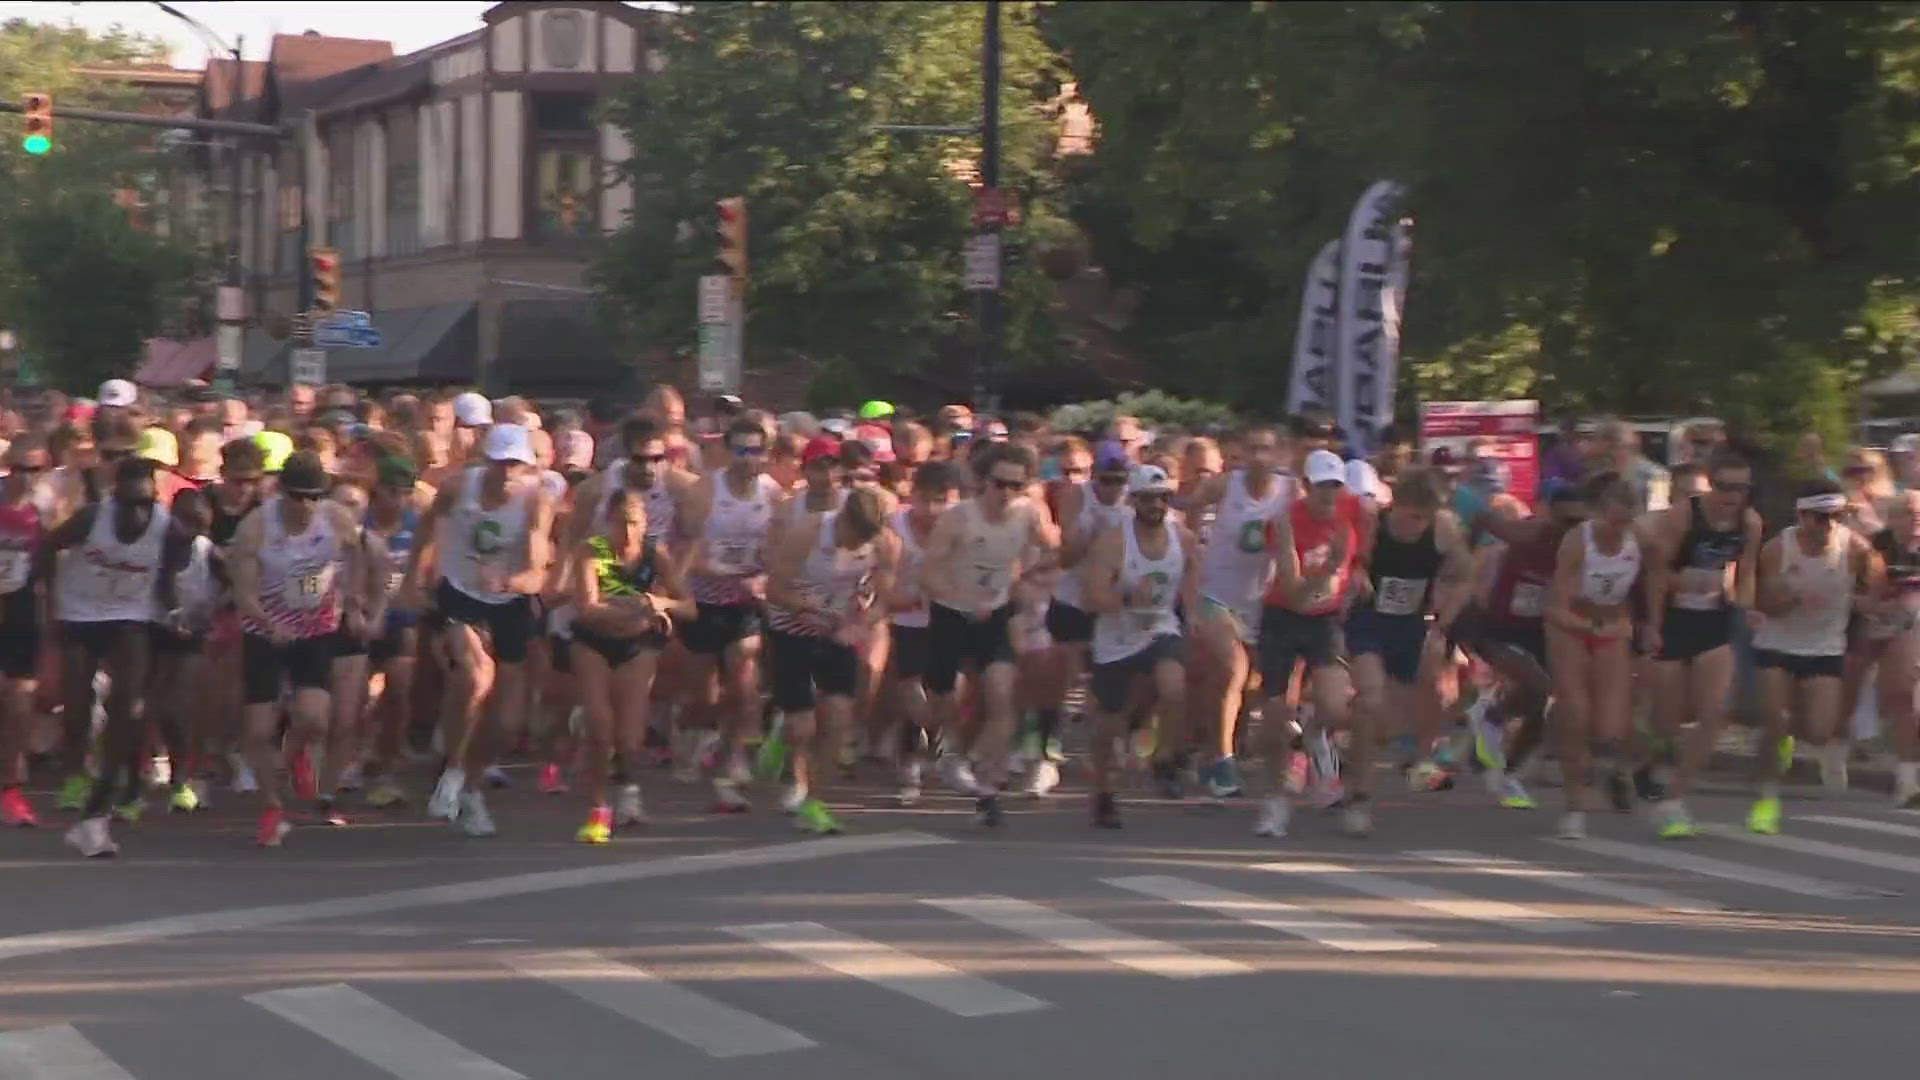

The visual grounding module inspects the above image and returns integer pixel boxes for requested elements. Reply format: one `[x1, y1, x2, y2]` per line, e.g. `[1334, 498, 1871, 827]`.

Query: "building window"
[278, 182, 302, 278]
[389, 161, 421, 257]
[529, 92, 597, 239]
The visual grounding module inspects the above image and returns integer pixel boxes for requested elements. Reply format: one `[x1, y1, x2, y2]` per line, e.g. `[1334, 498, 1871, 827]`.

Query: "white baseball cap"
[1304, 449, 1348, 486]
[453, 391, 493, 428]
[483, 423, 536, 465]
[98, 379, 138, 409]
[1345, 458, 1384, 500]
[1127, 463, 1174, 496]
[1893, 433, 1920, 454]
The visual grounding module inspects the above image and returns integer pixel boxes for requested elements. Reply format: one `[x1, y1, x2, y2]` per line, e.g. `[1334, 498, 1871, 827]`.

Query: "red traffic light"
[715, 196, 747, 281]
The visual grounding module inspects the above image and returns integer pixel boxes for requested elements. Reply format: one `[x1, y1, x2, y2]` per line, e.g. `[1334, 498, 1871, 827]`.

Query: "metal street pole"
[974, 0, 1002, 413]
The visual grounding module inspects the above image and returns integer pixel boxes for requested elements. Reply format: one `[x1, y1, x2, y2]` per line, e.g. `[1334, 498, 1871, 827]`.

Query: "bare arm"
[1854, 532, 1886, 609]
[506, 487, 557, 596]
[1754, 536, 1796, 618]
[1544, 527, 1592, 635]
[1733, 509, 1762, 611]
[1079, 526, 1127, 616]
[228, 510, 270, 629]
[1640, 506, 1683, 626]
[1430, 510, 1473, 631]
[919, 505, 968, 610]
[1053, 483, 1093, 569]
[864, 530, 901, 630]
[1178, 524, 1203, 626]
[764, 517, 827, 619]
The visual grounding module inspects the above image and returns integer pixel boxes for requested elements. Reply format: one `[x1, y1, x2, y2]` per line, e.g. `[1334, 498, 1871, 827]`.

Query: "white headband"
[1795, 493, 1847, 514]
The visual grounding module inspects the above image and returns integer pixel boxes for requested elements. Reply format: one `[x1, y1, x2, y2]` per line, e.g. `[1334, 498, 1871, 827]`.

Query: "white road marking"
[726, 921, 1047, 1017]
[1552, 838, 1889, 899]
[1103, 875, 1434, 953]
[0, 831, 952, 964]
[1409, 850, 1722, 912]
[922, 895, 1250, 978]
[1702, 825, 1920, 881]
[1799, 814, 1920, 842]
[0, 1024, 136, 1080]
[247, 984, 525, 1079]
[1252, 860, 1598, 933]
[507, 950, 815, 1058]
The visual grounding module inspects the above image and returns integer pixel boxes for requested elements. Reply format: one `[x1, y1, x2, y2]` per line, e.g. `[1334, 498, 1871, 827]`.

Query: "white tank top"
[1092, 514, 1185, 665]
[766, 511, 876, 637]
[1754, 526, 1852, 657]
[1578, 521, 1640, 607]
[59, 500, 171, 624]
[890, 507, 933, 629]
[1053, 481, 1129, 609]
[246, 497, 344, 638]
[593, 460, 676, 543]
[439, 467, 532, 605]
[935, 498, 1034, 614]
[692, 471, 781, 604]
[1199, 469, 1290, 616]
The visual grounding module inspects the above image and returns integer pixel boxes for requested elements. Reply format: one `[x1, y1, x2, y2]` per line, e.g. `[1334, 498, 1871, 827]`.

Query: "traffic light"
[310, 247, 341, 311]
[715, 196, 747, 283]
[21, 93, 51, 155]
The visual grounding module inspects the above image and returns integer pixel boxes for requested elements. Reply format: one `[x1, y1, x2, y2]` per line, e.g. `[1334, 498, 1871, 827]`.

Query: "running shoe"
[0, 787, 39, 827]
[1341, 798, 1373, 838]
[365, 781, 406, 808]
[112, 798, 145, 823]
[314, 798, 347, 827]
[168, 784, 200, 813]
[1817, 743, 1849, 791]
[458, 791, 497, 837]
[1309, 773, 1347, 810]
[187, 777, 213, 811]
[795, 798, 842, 835]
[754, 722, 789, 783]
[65, 816, 117, 858]
[1207, 757, 1245, 799]
[148, 754, 172, 789]
[1605, 769, 1632, 813]
[1633, 765, 1667, 802]
[1254, 795, 1291, 838]
[1468, 696, 1506, 771]
[1496, 775, 1536, 810]
[938, 752, 981, 796]
[255, 807, 291, 847]
[1023, 758, 1060, 799]
[1406, 760, 1452, 793]
[710, 778, 751, 814]
[335, 762, 365, 793]
[577, 806, 613, 844]
[538, 763, 568, 795]
[1654, 799, 1697, 840]
[779, 784, 808, 815]
[1556, 811, 1587, 840]
[229, 756, 260, 794]
[483, 765, 513, 790]
[974, 793, 1005, 827]
[1092, 791, 1122, 829]
[427, 766, 466, 820]
[1152, 757, 1185, 801]
[1746, 795, 1781, 835]
[291, 749, 318, 801]
[898, 762, 923, 806]
[615, 784, 649, 827]
[57, 772, 91, 811]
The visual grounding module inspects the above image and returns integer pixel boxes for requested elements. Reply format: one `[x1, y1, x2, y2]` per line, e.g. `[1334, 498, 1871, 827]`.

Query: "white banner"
[1335, 180, 1408, 453]
[1285, 238, 1342, 417]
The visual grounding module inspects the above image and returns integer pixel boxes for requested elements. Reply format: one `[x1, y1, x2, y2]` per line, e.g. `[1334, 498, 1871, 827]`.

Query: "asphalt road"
[2, 766, 1918, 1080]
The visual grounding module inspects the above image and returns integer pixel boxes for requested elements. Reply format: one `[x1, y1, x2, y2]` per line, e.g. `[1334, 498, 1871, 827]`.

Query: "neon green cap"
[254, 430, 294, 473]
[135, 426, 178, 467]
[858, 400, 895, 421]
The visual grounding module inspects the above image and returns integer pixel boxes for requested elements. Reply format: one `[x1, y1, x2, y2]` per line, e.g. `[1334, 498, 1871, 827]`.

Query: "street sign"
[289, 347, 326, 386]
[216, 324, 242, 373]
[698, 297, 744, 393]
[313, 310, 382, 349]
[964, 234, 1001, 291]
[698, 274, 731, 325]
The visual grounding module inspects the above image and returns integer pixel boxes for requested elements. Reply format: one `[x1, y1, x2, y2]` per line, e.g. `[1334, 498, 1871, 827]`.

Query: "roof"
[133, 336, 217, 388]
[268, 33, 394, 85]
[202, 57, 267, 115]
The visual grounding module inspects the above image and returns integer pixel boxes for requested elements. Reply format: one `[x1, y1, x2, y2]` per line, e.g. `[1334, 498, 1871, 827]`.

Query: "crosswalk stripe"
[506, 950, 816, 1058]
[1551, 839, 1887, 899]
[1103, 875, 1434, 952]
[725, 922, 1047, 1017]
[246, 983, 527, 1079]
[1252, 860, 1598, 933]
[1800, 814, 1920, 841]
[922, 896, 1251, 978]
[1408, 850, 1722, 912]
[0, 1024, 136, 1080]
[1702, 826, 1920, 883]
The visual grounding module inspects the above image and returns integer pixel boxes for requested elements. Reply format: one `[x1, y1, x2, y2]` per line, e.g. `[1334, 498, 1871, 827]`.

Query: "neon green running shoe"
[112, 798, 145, 823]
[58, 773, 91, 811]
[1747, 795, 1782, 835]
[1655, 800, 1697, 840]
[168, 784, 200, 813]
[1776, 735, 1796, 775]
[794, 798, 842, 835]
[754, 722, 789, 783]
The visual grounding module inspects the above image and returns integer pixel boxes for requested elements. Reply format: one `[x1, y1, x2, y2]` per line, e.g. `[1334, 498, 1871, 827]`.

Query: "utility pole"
[974, 0, 1002, 413]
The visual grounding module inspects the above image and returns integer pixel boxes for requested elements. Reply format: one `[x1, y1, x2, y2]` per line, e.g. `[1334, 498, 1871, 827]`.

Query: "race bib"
[286, 562, 336, 611]
[0, 549, 28, 594]
[972, 562, 1010, 607]
[1509, 581, 1546, 619]
[75, 562, 148, 605]
[386, 569, 406, 597]
[1375, 576, 1427, 616]
[710, 539, 756, 575]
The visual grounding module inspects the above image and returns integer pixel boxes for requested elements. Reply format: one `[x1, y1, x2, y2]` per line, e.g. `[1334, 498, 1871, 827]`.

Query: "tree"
[1045, 2, 1920, 440]
[0, 18, 210, 392]
[594, 1, 1077, 401]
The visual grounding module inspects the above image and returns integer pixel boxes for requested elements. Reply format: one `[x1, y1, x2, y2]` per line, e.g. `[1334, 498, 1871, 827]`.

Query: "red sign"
[973, 186, 1013, 229]
[1419, 400, 1540, 509]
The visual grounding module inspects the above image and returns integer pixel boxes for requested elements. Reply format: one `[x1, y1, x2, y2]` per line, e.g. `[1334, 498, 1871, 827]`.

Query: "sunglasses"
[1712, 480, 1752, 493]
[990, 477, 1026, 491]
[99, 447, 132, 461]
[630, 453, 668, 465]
[1094, 472, 1129, 486]
[286, 490, 324, 502]
[1061, 465, 1090, 478]
[1134, 492, 1171, 504]
[7, 463, 47, 476]
[731, 444, 767, 457]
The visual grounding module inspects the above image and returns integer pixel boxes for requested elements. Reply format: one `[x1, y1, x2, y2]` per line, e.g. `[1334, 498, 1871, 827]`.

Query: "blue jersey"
[371, 505, 419, 629]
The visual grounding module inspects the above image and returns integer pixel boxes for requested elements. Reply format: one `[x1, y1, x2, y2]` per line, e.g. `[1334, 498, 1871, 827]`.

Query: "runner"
[1869, 490, 1920, 808]
[1348, 467, 1471, 824]
[1256, 449, 1368, 838]
[1080, 464, 1200, 828]
[407, 424, 557, 837]
[764, 486, 897, 834]
[920, 442, 1058, 826]
[202, 435, 269, 796]
[358, 450, 431, 809]
[568, 487, 695, 842]
[1641, 451, 1762, 837]
[44, 455, 193, 857]
[884, 460, 960, 804]
[1747, 480, 1880, 834]
[677, 416, 783, 811]
[1187, 422, 1291, 800]
[0, 437, 48, 827]
[227, 451, 367, 843]
[1038, 439, 1131, 794]
[1544, 470, 1648, 840]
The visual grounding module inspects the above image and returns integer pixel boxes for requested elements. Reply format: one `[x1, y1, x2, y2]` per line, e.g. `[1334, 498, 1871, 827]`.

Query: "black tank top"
[1872, 528, 1920, 590]
[209, 488, 260, 548]
[1368, 517, 1441, 616]
[1671, 496, 1744, 572]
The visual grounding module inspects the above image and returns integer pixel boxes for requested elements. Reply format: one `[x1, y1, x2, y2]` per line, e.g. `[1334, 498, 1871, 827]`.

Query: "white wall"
[419, 101, 452, 248]
[365, 119, 388, 257]
[604, 16, 635, 74]
[460, 93, 484, 243]
[490, 91, 524, 239]
[491, 17, 524, 73]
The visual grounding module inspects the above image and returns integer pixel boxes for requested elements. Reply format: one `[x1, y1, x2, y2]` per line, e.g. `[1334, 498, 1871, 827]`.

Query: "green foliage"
[1049, 389, 1236, 436]
[593, 1, 1072, 396]
[1045, 1, 1920, 438]
[0, 18, 211, 392]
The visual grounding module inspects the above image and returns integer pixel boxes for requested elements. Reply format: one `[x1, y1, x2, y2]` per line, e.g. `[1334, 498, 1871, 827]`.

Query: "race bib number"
[76, 563, 148, 605]
[1375, 576, 1427, 617]
[0, 549, 28, 593]
[1509, 581, 1546, 619]
[286, 563, 336, 611]
[1587, 571, 1628, 604]
[710, 539, 755, 575]
[972, 562, 1010, 607]
[386, 569, 406, 597]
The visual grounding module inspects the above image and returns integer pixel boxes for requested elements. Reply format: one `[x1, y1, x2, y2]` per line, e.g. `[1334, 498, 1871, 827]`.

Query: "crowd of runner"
[0, 378, 1913, 858]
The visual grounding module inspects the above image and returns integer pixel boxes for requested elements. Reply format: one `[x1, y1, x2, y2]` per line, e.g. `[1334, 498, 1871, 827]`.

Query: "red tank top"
[0, 500, 42, 596]
[1485, 526, 1561, 626]
[1265, 491, 1362, 614]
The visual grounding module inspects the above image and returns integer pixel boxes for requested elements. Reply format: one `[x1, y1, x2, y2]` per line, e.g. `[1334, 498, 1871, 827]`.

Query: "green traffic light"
[22, 134, 49, 155]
